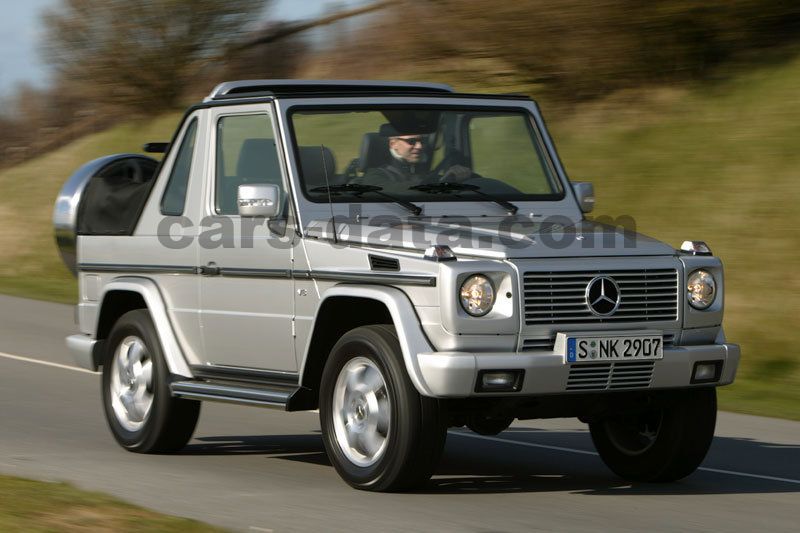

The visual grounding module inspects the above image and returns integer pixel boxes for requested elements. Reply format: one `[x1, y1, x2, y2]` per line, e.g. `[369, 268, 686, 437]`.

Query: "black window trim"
[213, 111, 283, 217]
[159, 117, 199, 216]
[286, 103, 568, 205]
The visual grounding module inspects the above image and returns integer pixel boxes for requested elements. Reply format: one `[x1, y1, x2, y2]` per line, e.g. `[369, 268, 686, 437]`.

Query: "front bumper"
[415, 343, 740, 398]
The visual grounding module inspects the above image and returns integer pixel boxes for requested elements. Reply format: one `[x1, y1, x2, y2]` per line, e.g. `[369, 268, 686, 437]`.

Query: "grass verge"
[0, 475, 225, 532]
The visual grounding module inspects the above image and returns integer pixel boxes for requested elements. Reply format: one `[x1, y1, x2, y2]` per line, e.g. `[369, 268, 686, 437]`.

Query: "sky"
[0, 0, 367, 98]
[0, 0, 57, 96]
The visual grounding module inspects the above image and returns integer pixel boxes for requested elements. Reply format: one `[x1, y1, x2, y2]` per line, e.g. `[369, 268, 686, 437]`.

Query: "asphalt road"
[1, 294, 798, 532]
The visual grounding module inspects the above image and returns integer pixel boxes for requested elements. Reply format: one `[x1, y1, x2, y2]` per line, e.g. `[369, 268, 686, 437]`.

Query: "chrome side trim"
[218, 268, 292, 279]
[296, 270, 436, 287]
[77, 264, 434, 286]
[80, 263, 198, 275]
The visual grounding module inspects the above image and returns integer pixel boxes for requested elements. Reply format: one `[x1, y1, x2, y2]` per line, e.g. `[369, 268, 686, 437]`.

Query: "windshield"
[290, 107, 564, 204]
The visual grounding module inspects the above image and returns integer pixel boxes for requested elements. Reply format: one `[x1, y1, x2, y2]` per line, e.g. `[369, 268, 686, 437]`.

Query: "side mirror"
[238, 184, 280, 218]
[572, 182, 595, 213]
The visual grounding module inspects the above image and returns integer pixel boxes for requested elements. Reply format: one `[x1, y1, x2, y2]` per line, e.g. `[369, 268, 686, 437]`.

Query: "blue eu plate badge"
[567, 338, 577, 363]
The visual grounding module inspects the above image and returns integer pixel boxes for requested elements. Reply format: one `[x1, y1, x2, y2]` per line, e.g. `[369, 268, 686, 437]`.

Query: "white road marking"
[450, 430, 598, 456]
[249, 527, 274, 532]
[697, 467, 800, 485]
[450, 430, 800, 485]
[0, 351, 99, 375]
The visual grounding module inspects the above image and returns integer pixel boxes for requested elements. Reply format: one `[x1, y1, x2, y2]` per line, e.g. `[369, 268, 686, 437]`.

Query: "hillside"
[0, 56, 798, 419]
[0, 114, 180, 303]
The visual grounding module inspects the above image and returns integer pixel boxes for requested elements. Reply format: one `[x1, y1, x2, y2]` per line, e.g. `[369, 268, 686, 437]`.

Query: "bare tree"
[231, 0, 392, 50]
[42, 0, 267, 110]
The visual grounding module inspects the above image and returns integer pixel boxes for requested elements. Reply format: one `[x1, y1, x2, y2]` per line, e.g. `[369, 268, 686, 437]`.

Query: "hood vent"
[369, 255, 400, 271]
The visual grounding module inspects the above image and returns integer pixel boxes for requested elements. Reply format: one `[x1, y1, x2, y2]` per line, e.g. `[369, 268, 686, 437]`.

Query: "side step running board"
[171, 381, 295, 409]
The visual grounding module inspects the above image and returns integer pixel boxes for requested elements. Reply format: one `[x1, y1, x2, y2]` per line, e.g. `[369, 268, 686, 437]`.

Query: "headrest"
[236, 138, 280, 180]
[358, 132, 390, 172]
[298, 146, 337, 189]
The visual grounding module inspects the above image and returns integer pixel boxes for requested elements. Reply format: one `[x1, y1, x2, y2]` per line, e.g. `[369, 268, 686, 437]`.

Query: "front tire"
[102, 309, 200, 453]
[589, 388, 717, 482]
[319, 325, 446, 491]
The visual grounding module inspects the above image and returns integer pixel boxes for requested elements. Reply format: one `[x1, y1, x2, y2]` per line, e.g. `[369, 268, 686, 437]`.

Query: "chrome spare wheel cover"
[332, 356, 391, 467]
[110, 336, 154, 432]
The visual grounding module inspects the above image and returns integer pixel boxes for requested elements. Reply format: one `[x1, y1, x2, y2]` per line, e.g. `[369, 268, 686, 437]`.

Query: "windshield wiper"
[409, 182, 519, 215]
[309, 183, 423, 216]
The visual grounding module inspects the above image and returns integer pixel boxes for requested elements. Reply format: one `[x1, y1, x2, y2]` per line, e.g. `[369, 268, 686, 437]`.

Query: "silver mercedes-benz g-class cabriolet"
[54, 80, 739, 491]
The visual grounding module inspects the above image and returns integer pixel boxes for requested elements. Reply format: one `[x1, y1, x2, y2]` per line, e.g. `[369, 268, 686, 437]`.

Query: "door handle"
[200, 262, 220, 276]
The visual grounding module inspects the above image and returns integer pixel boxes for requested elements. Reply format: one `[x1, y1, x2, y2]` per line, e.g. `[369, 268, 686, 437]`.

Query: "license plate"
[566, 336, 663, 363]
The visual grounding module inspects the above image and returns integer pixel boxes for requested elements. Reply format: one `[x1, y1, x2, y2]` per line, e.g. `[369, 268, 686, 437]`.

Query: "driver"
[355, 127, 429, 190]
[354, 125, 472, 191]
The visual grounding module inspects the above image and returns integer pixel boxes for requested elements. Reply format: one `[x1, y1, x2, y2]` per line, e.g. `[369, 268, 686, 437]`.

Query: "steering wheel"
[437, 164, 476, 183]
[430, 150, 463, 175]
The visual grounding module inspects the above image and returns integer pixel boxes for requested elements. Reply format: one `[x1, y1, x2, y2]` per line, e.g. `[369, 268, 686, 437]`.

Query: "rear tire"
[319, 325, 446, 491]
[589, 388, 717, 482]
[102, 309, 200, 453]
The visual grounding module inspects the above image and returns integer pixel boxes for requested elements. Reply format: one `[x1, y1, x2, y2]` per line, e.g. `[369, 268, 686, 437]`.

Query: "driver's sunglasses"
[394, 136, 425, 146]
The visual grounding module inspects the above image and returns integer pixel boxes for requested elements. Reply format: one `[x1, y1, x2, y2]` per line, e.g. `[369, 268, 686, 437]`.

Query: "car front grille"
[523, 269, 679, 325]
[566, 360, 655, 391]
[520, 337, 559, 351]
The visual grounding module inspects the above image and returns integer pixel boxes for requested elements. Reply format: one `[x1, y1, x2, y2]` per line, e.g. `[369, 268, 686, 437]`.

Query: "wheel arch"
[96, 277, 192, 378]
[297, 285, 436, 408]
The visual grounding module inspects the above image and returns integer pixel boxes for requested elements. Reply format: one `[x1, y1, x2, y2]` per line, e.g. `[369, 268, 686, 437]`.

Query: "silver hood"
[305, 217, 676, 259]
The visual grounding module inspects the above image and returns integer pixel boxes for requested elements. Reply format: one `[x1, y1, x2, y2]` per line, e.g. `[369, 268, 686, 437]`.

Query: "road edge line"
[0, 351, 99, 375]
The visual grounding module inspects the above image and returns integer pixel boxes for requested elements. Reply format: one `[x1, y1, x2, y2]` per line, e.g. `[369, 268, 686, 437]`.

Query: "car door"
[197, 104, 297, 371]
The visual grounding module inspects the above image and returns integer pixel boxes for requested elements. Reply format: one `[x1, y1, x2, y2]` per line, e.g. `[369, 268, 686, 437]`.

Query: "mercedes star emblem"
[585, 276, 621, 316]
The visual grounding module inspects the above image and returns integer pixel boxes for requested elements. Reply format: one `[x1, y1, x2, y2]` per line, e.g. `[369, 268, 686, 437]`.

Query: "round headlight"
[687, 269, 716, 310]
[460, 274, 496, 317]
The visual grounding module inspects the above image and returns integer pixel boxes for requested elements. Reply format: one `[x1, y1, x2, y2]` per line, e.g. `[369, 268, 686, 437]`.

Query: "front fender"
[302, 285, 437, 396]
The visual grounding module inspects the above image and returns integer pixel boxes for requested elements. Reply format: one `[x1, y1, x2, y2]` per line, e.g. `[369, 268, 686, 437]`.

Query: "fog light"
[476, 370, 524, 392]
[691, 361, 722, 384]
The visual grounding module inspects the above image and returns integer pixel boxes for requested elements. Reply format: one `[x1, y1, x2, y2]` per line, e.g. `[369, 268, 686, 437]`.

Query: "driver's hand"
[441, 164, 473, 182]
